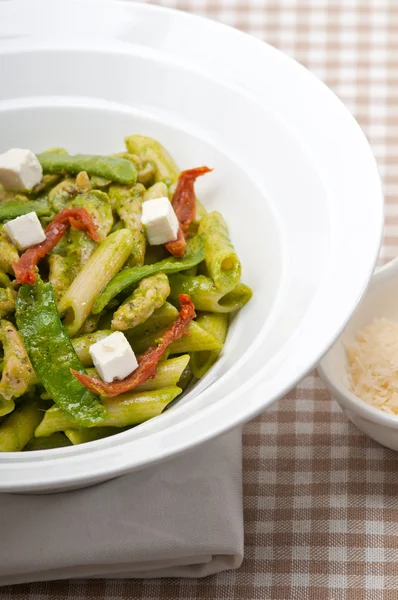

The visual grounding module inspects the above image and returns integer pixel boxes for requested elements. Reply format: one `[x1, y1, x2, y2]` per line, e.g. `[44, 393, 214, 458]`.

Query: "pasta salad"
[0, 136, 252, 451]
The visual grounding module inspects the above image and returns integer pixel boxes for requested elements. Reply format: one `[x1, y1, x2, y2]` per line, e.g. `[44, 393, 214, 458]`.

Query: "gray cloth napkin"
[0, 428, 243, 585]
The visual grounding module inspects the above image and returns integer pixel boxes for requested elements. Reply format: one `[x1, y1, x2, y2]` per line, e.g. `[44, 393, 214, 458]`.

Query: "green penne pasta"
[136, 161, 156, 187]
[48, 254, 72, 304]
[177, 362, 194, 392]
[38, 152, 137, 185]
[198, 211, 241, 293]
[125, 135, 179, 187]
[58, 229, 134, 337]
[110, 220, 125, 233]
[129, 355, 189, 391]
[129, 321, 222, 356]
[64, 427, 122, 445]
[73, 334, 188, 388]
[143, 182, 169, 202]
[65, 356, 188, 429]
[0, 320, 36, 417]
[191, 313, 228, 378]
[0, 287, 17, 318]
[35, 386, 181, 437]
[72, 330, 111, 366]
[130, 301, 178, 332]
[31, 173, 62, 195]
[0, 396, 13, 417]
[76, 312, 103, 336]
[48, 177, 76, 213]
[112, 273, 170, 331]
[24, 432, 72, 451]
[0, 227, 19, 274]
[0, 270, 11, 289]
[0, 397, 14, 419]
[109, 184, 146, 267]
[0, 402, 43, 452]
[0, 134, 252, 451]
[92, 234, 205, 314]
[169, 274, 253, 313]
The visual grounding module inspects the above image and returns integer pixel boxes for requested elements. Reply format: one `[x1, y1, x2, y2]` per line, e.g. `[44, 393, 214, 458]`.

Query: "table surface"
[3, 1, 398, 599]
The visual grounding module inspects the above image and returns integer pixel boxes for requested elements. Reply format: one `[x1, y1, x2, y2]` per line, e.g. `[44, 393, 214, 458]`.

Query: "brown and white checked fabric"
[2, 1, 398, 599]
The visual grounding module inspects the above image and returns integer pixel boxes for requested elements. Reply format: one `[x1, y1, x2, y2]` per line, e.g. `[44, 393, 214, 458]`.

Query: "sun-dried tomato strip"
[171, 166, 213, 233]
[165, 166, 212, 258]
[13, 208, 100, 285]
[165, 227, 186, 258]
[72, 294, 196, 397]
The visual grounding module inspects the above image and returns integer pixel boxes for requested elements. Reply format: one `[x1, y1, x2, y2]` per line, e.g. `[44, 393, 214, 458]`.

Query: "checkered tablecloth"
[2, 1, 398, 599]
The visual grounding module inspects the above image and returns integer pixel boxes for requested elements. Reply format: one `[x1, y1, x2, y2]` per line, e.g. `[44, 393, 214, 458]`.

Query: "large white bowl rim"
[0, 0, 383, 492]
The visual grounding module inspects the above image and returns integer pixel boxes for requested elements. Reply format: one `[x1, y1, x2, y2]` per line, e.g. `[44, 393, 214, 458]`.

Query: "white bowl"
[318, 260, 398, 452]
[0, 0, 383, 492]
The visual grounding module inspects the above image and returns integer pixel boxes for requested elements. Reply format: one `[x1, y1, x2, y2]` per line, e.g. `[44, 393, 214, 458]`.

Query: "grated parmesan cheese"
[346, 317, 398, 414]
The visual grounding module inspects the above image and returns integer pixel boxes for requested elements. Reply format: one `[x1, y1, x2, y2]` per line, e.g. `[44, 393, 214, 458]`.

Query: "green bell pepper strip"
[93, 234, 205, 314]
[0, 199, 51, 221]
[38, 152, 137, 185]
[16, 280, 107, 427]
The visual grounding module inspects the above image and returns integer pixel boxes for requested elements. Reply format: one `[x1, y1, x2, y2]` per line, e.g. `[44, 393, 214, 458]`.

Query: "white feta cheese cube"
[4, 212, 46, 250]
[0, 148, 43, 191]
[141, 197, 179, 245]
[89, 331, 138, 383]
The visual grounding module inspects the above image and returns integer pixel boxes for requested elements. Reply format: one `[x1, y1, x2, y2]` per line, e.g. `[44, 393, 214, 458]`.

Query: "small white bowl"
[319, 259, 398, 451]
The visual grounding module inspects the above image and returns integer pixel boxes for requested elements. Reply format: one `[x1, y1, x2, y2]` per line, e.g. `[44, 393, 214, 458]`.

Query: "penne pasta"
[125, 135, 179, 188]
[109, 184, 146, 267]
[168, 274, 252, 313]
[0, 401, 43, 452]
[64, 427, 122, 445]
[190, 312, 228, 378]
[58, 229, 134, 336]
[198, 211, 241, 293]
[24, 431, 72, 451]
[35, 386, 181, 437]
[0, 287, 17, 318]
[0, 227, 19, 275]
[0, 134, 252, 450]
[129, 321, 222, 355]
